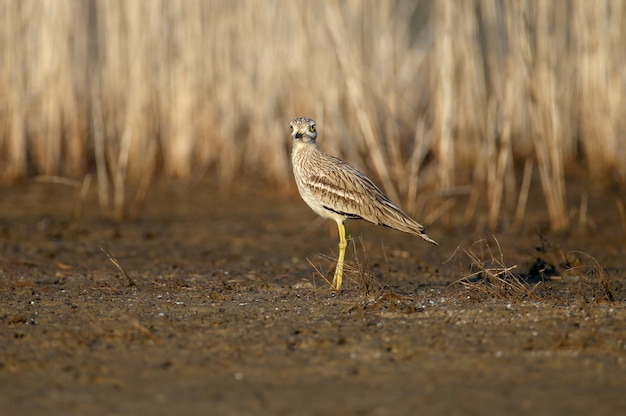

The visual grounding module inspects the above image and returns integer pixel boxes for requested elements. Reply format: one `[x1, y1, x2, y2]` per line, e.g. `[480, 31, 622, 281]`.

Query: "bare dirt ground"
[1, 181, 625, 415]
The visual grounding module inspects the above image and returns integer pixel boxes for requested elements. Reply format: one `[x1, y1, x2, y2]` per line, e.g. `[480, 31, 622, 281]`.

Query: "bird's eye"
[309, 125, 316, 132]
[290, 125, 294, 132]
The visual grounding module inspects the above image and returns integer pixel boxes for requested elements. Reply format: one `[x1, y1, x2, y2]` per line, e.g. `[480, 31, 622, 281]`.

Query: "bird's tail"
[417, 231, 438, 246]
[387, 215, 438, 246]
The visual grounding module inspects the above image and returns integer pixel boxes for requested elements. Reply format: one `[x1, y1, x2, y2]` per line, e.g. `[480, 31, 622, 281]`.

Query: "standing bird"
[290, 117, 437, 290]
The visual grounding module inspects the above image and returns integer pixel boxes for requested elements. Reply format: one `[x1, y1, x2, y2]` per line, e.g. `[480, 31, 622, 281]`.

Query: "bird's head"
[290, 117, 317, 144]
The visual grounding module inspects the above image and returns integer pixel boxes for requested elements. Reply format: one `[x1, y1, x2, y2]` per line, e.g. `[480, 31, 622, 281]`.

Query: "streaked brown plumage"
[290, 116, 437, 290]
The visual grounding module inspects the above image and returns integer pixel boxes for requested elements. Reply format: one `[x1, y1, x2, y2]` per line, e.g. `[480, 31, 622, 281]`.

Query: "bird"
[290, 116, 438, 290]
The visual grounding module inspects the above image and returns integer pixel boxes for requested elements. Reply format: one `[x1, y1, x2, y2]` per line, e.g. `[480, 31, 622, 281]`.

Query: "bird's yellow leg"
[332, 222, 348, 290]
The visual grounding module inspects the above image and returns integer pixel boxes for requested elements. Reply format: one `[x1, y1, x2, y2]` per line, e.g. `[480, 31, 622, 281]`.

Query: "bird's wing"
[304, 153, 435, 244]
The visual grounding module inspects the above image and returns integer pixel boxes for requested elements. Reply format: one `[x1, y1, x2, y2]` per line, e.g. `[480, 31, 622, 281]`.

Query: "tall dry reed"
[0, 1, 624, 228]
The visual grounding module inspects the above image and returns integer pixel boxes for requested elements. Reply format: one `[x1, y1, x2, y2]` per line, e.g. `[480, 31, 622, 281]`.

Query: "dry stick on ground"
[463, 243, 515, 287]
[313, 252, 366, 291]
[350, 237, 366, 290]
[352, 235, 381, 294]
[101, 247, 136, 287]
[306, 257, 330, 289]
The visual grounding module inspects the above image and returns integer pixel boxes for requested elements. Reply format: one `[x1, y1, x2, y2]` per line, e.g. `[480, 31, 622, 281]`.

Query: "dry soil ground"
[1, 181, 625, 415]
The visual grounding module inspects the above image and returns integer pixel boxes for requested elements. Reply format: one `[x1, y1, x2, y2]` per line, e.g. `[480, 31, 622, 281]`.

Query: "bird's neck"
[293, 140, 318, 153]
[291, 140, 320, 168]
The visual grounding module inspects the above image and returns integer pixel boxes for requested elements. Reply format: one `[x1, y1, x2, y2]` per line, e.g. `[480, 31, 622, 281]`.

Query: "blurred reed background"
[0, 0, 624, 228]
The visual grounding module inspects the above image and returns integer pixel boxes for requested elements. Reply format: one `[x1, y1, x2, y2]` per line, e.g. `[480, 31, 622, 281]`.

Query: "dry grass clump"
[452, 235, 622, 304]
[528, 235, 621, 304]
[0, 1, 625, 228]
[451, 237, 540, 302]
[305, 235, 382, 294]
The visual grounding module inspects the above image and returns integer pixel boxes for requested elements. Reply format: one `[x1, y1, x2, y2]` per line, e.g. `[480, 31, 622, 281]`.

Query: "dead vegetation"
[450, 235, 622, 304]
[0, 1, 625, 231]
[298, 223, 622, 310]
[450, 237, 540, 301]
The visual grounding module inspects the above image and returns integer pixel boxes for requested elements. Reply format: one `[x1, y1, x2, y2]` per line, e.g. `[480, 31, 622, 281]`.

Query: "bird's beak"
[295, 131, 303, 139]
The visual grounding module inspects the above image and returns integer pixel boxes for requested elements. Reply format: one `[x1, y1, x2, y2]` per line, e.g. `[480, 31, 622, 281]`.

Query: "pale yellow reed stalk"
[0, 1, 623, 230]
